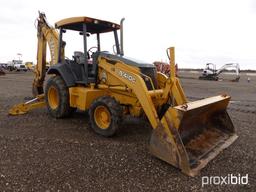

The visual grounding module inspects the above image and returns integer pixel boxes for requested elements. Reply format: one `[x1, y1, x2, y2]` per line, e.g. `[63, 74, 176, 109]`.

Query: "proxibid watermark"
[202, 174, 249, 187]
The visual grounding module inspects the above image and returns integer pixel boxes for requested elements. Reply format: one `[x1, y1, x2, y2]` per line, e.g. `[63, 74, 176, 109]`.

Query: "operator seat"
[74, 51, 86, 64]
[72, 51, 97, 84]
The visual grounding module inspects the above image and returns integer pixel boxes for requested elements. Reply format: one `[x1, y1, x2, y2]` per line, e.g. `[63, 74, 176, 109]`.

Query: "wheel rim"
[94, 106, 111, 129]
[48, 86, 59, 109]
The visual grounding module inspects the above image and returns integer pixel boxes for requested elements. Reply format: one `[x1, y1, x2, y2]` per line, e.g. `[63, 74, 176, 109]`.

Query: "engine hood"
[98, 52, 155, 68]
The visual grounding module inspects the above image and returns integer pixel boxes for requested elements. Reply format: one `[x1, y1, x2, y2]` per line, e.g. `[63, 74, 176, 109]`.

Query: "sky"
[0, 0, 256, 69]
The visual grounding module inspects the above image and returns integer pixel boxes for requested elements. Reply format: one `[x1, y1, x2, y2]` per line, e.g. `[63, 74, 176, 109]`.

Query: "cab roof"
[55, 17, 120, 34]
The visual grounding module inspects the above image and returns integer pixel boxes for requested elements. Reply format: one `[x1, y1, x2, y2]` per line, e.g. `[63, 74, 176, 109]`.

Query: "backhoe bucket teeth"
[149, 95, 238, 176]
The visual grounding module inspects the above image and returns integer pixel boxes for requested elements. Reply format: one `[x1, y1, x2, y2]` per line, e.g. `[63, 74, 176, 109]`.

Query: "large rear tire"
[45, 75, 75, 118]
[89, 96, 122, 137]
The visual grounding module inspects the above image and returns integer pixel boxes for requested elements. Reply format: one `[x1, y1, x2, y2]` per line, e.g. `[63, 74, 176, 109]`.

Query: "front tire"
[45, 75, 75, 118]
[89, 96, 122, 137]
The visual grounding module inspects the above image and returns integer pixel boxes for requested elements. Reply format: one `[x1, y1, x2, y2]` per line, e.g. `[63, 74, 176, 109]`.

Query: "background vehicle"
[199, 63, 240, 81]
[13, 60, 27, 71]
[6, 60, 27, 72]
[25, 62, 34, 70]
[0, 63, 6, 75]
[154, 61, 178, 76]
[9, 13, 237, 176]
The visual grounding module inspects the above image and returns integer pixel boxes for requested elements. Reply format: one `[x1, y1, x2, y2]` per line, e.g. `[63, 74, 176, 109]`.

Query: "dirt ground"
[0, 71, 255, 191]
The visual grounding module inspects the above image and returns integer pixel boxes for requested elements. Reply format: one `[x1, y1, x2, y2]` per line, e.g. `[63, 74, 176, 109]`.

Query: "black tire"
[89, 96, 122, 137]
[45, 75, 75, 118]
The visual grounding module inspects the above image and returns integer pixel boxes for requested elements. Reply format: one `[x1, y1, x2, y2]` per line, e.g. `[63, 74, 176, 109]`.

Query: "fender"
[47, 63, 76, 87]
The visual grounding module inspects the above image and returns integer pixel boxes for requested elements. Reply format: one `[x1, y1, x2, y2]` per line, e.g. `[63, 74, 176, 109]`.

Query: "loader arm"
[98, 48, 187, 128]
[99, 57, 161, 128]
[32, 12, 64, 96]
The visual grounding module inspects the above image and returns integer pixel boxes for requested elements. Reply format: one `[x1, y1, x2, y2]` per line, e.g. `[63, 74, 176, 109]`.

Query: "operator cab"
[51, 16, 121, 85]
[48, 16, 157, 89]
[203, 63, 216, 75]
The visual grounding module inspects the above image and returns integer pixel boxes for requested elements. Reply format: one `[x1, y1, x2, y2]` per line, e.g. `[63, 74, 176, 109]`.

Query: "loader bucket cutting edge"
[149, 95, 238, 177]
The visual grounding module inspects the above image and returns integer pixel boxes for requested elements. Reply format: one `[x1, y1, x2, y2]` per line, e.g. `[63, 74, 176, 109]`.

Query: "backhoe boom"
[32, 12, 63, 96]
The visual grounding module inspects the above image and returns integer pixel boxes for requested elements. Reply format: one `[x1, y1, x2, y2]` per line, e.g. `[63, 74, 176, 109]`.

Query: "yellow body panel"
[156, 72, 168, 89]
[69, 87, 106, 111]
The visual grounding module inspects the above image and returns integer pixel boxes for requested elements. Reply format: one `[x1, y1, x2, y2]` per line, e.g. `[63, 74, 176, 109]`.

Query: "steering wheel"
[87, 46, 98, 59]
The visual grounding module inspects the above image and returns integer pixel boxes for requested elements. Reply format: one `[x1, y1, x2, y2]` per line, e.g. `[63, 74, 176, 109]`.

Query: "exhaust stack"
[120, 18, 125, 56]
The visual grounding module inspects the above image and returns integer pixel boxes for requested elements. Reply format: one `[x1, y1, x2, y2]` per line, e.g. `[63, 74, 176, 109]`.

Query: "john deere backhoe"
[9, 13, 238, 176]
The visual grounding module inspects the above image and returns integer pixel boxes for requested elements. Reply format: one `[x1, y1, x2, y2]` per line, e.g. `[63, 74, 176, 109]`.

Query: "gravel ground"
[0, 72, 255, 191]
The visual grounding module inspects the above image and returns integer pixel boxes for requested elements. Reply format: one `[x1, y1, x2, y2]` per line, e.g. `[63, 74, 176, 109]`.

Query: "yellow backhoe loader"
[9, 14, 238, 176]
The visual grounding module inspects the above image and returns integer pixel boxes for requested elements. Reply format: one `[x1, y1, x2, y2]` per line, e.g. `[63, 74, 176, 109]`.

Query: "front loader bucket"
[149, 95, 238, 177]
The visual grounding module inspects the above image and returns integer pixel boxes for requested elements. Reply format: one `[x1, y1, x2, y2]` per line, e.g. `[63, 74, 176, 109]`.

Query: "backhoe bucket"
[149, 95, 238, 176]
